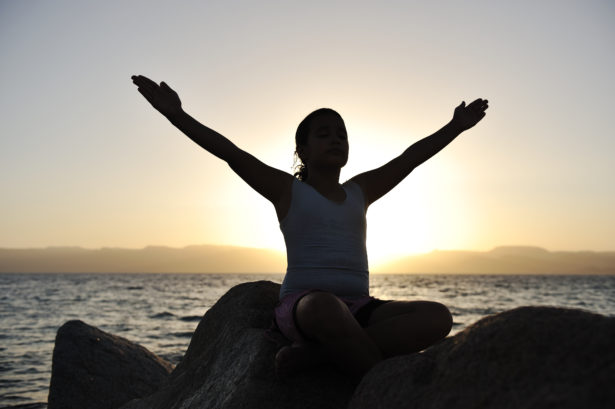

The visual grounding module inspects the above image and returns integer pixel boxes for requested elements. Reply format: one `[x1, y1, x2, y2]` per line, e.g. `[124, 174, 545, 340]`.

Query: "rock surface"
[48, 320, 174, 409]
[349, 306, 615, 409]
[119, 280, 355, 409]
[48, 281, 615, 409]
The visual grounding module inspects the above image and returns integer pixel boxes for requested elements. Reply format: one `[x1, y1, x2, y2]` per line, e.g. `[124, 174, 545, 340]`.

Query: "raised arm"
[131, 75, 292, 205]
[350, 98, 489, 207]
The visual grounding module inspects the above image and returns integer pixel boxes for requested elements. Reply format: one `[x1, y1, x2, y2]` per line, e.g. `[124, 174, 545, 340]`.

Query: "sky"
[1, 0, 614, 266]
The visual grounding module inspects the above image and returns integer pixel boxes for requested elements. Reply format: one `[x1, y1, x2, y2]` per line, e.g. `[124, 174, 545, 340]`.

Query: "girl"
[131, 75, 489, 383]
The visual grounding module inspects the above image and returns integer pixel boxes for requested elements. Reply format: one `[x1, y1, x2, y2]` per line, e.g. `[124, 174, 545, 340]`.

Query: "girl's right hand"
[131, 75, 183, 119]
[451, 98, 489, 132]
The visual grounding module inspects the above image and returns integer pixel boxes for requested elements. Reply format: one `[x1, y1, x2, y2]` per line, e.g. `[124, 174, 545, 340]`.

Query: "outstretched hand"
[131, 75, 183, 118]
[451, 98, 489, 132]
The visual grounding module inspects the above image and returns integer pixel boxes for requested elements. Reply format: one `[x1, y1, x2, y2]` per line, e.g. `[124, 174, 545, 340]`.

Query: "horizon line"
[1, 243, 614, 254]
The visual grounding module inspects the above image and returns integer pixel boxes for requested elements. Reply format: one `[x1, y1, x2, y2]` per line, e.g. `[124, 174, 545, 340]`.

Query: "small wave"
[169, 331, 194, 339]
[179, 315, 202, 322]
[14, 367, 39, 375]
[150, 312, 176, 319]
[127, 286, 144, 290]
[0, 402, 48, 408]
[177, 296, 200, 301]
[158, 342, 186, 349]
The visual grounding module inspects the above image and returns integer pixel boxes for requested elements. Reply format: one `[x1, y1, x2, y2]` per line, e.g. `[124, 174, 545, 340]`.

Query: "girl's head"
[293, 108, 348, 181]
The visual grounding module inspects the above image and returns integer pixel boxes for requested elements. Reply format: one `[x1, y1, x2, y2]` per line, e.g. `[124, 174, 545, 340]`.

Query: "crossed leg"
[285, 291, 452, 381]
[364, 300, 453, 358]
[292, 291, 382, 382]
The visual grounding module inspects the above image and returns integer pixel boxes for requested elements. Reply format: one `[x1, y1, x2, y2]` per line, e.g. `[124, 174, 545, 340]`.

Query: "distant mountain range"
[376, 246, 615, 274]
[0, 245, 613, 274]
[0, 245, 285, 273]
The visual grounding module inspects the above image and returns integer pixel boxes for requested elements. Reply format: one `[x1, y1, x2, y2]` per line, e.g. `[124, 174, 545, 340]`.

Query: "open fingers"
[468, 98, 489, 113]
[468, 98, 484, 108]
[132, 74, 163, 102]
[132, 75, 160, 91]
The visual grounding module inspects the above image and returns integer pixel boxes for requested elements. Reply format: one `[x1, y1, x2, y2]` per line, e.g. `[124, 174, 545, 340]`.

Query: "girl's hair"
[293, 108, 343, 181]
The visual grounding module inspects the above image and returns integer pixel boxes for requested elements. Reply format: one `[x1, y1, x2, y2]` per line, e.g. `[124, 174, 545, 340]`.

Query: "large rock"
[48, 282, 615, 409]
[48, 320, 173, 409]
[349, 306, 615, 409]
[119, 280, 355, 409]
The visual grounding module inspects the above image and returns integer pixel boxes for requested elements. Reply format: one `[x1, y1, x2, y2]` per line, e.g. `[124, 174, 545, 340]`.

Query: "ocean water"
[1, 273, 614, 407]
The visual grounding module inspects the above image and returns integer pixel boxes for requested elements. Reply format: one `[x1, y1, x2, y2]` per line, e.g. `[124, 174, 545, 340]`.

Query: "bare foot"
[275, 341, 329, 378]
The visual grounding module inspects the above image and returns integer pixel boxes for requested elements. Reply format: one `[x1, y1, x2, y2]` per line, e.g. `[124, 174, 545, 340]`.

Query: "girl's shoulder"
[343, 179, 367, 208]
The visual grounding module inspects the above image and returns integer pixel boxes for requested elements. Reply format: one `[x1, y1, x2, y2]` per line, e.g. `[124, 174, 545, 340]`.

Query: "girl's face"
[299, 113, 349, 170]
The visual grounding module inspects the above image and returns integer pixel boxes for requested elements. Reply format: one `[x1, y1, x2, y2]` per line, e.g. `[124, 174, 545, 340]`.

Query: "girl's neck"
[305, 167, 341, 189]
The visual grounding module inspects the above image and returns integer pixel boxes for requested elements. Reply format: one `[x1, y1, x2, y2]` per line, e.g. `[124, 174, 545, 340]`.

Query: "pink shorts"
[266, 288, 392, 345]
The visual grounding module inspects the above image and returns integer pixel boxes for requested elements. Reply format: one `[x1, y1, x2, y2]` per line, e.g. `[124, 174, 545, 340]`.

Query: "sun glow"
[341, 123, 480, 269]
[365, 182, 437, 268]
[336, 123, 438, 267]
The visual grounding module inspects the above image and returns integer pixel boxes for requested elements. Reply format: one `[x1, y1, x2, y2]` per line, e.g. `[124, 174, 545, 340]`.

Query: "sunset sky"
[1, 0, 613, 266]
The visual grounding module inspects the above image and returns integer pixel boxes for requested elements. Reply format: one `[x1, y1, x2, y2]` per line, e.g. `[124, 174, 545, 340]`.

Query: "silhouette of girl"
[131, 74, 488, 383]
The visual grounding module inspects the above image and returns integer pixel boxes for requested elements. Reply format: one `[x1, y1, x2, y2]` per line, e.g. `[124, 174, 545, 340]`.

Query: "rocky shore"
[42, 280, 614, 409]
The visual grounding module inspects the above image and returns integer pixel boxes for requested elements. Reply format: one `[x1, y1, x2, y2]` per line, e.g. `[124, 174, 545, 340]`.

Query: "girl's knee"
[295, 291, 353, 339]
[431, 302, 453, 338]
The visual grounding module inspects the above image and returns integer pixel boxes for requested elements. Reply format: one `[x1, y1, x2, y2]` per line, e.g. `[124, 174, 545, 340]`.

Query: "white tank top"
[278, 178, 369, 299]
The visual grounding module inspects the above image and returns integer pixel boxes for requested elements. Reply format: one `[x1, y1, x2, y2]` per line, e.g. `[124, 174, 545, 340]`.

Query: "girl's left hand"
[451, 98, 489, 132]
[132, 75, 183, 119]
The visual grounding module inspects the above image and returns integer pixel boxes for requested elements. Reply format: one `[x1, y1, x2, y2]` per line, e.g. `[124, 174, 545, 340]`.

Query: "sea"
[1, 273, 614, 407]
